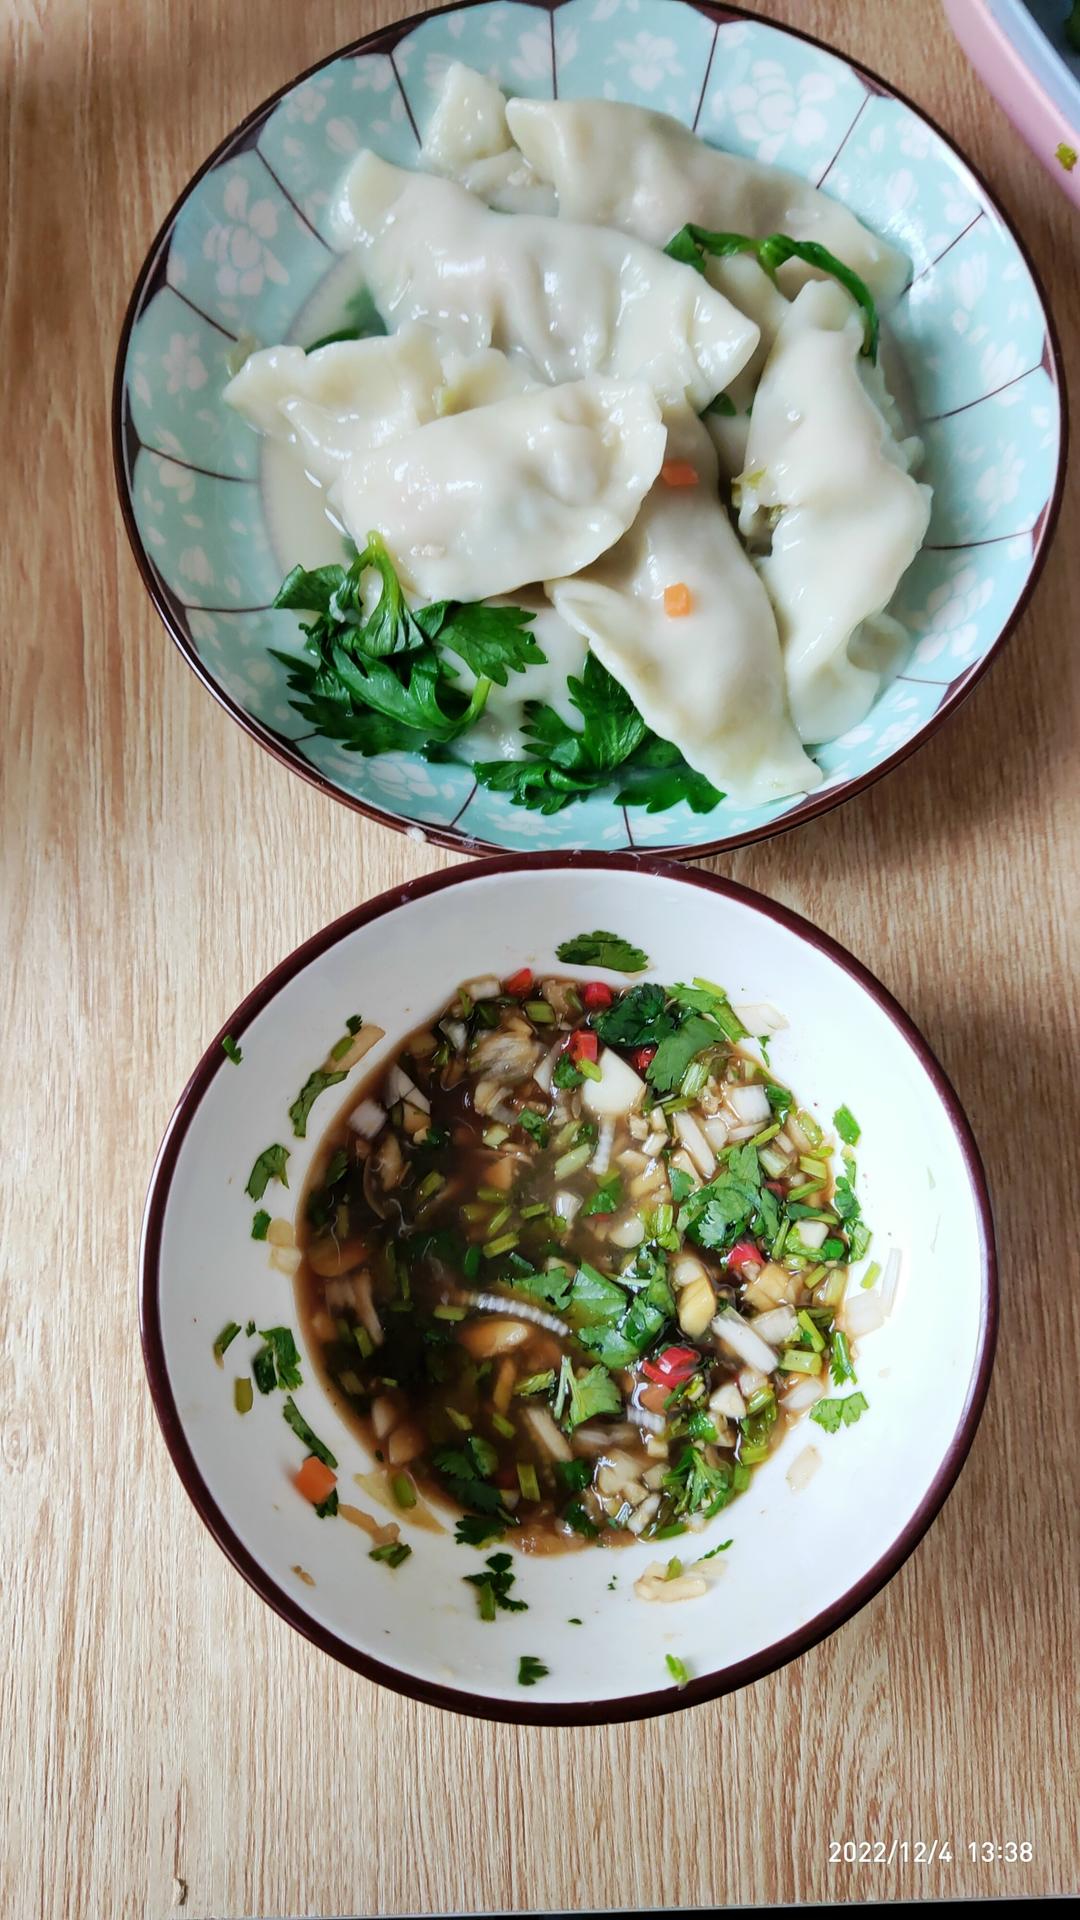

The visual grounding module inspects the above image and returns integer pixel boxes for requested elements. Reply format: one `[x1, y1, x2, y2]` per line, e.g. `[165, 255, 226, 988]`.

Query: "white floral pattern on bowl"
[114, 0, 1065, 857]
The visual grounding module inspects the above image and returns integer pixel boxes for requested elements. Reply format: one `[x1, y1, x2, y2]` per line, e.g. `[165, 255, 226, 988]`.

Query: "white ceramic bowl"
[141, 857, 996, 1723]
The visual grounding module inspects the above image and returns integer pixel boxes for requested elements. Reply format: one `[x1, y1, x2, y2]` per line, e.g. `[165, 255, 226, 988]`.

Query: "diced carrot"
[664, 582, 694, 617]
[294, 1456, 337, 1506]
[660, 460, 699, 488]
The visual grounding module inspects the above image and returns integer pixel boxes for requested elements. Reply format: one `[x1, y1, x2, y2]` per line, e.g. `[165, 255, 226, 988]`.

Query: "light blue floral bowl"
[114, 0, 1065, 856]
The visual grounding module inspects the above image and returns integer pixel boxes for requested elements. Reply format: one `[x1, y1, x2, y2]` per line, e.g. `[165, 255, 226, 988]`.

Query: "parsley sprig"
[474, 654, 723, 815]
[272, 536, 546, 757]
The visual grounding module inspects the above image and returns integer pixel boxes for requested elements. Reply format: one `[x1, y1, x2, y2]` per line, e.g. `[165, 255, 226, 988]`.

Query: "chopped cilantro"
[669, 981, 748, 1041]
[665, 224, 880, 361]
[555, 932, 650, 973]
[289, 1068, 348, 1139]
[519, 1109, 550, 1148]
[314, 1489, 339, 1519]
[251, 1209, 271, 1240]
[245, 1144, 289, 1201]
[517, 1654, 549, 1687]
[564, 1364, 623, 1431]
[830, 1331, 857, 1387]
[698, 1538, 733, 1560]
[454, 1514, 506, 1548]
[552, 1054, 585, 1090]
[581, 1172, 623, 1218]
[255, 1326, 303, 1391]
[251, 1345, 278, 1396]
[647, 1014, 721, 1093]
[463, 1551, 528, 1620]
[553, 1458, 591, 1495]
[282, 1397, 337, 1468]
[833, 1104, 861, 1145]
[811, 1392, 869, 1433]
[594, 982, 675, 1050]
[564, 1499, 599, 1538]
[221, 1035, 242, 1065]
[514, 1370, 556, 1398]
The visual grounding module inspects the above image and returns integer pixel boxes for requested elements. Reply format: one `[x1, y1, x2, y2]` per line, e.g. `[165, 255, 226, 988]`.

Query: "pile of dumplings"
[225, 63, 932, 808]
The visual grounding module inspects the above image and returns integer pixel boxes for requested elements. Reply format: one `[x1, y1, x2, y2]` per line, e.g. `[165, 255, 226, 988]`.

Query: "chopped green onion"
[525, 1000, 555, 1024]
[860, 1260, 882, 1292]
[477, 1185, 508, 1203]
[797, 1310, 825, 1352]
[434, 1304, 467, 1321]
[795, 1109, 823, 1146]
[778, 1348, 822, 1374]
[798, 1156, 829, 1180]
[354, 1325, 374, 1359]
[482, 1124, 510, 1148]
[680, 1057, 711, 1099]
[462, 1201, 490, 1223]
[787, 1180, 822, 1202]
[463, 1245, 481, 1280]
[251, 1210, 271, 1241]
[370, 1542, 412, 1569]
[492, 1413, 516, 1439]
[664, 1653, 691, 1688]
[521, 1201, 550, 1220]
[417, 1170, 444, 1203]
[517, 1461, 540, 1501]
[391, 1473, 417, 1510]
[553, 1142, 593, 1179]
[447, 1407, 472, 1431]
[483, 1231, 519, 1258]
[749, 1122, 781, 1147]
[515, 1371, 555, 1397]
[213, 1322, 241, 1365]
[234, 1377, 253, 1414]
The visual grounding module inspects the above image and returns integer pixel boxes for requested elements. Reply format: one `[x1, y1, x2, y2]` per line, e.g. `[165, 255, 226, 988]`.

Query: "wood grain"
[2, 0, 1077, 1911]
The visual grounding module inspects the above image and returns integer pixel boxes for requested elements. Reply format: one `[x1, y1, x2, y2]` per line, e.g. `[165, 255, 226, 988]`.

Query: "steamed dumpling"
[336, 376, 667, 603]
[738, 280, 932, 743]
[418, 60, 556, 215]
[548, 412, 819, 804]
[698, 252, 790, 477]
[223, 326, 445, 483]
[332, 151, 760, 412]
[506, 96, 909, 306]
[224, 328, 541, 484]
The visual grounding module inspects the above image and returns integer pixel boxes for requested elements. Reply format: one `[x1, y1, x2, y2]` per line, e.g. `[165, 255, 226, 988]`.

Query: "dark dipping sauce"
[295, 967, 862, 1554]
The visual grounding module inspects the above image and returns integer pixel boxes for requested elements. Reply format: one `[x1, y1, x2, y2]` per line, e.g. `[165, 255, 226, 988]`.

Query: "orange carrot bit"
[664, 582, 694, 617]
[660, 460, 699, 488]
[294, 1455, 337, 1506]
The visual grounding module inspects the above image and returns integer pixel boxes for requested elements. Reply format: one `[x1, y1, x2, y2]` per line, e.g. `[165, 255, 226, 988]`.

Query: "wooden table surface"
[4, 0, 1078, 1912]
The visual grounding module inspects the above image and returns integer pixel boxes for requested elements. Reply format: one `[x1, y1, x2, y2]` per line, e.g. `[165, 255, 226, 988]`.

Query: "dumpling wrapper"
[336, 376, 667, 603]
[547, 412, 819, 806]
[506, 96, 909, 306]
[418, 60, 556, 215]
[332, 151, 760, 412]
[223, 327, 541, 488]
[223, 327, 445, 484]
[698, 252, 790, 477]
[739, 280, 932, 743]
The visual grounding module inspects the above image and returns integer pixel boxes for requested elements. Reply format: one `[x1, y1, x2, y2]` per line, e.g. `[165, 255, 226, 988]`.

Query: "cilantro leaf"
[256, 1326, 303, 1392]
[564, 1364, 622, 1431]
[463, 1551, 528, 1620]
[555, 931, 650, 973]
[251, 1210, 271, 1241]
[514, 1370, 556, 1398]
[810, 1392, 869, 1434]
[505, 1265, 574, 1312]
[282, 1397, 337, 1468]
[647, 1014, 721, 1093]
[454, 1515, 507, 1548]
[245, 1144, 289, 1201]
[663, 1443, 733, 1517]
[517, 1655, 549, 1687]
[288, 1068, 348, 1139]
[669, 981, 748, 1042]
[563, 1499, 599, 1538]
[519, 1109, 549, 1148]
[221, 1035, 242, 1065]
[593, 982, 675, 1050]
[580, 1173, 622, 1218]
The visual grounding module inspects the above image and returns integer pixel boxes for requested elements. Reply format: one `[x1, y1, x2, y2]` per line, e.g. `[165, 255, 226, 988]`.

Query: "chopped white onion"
[842, 1290, 886, 1337]
[385, 1062, 421, 1107]
[880, 1247, 901, 1315]
[712, 1309, 777, 1374]
[324, 1277, 357, 1312]
[582, 1047, 647, 1117]
[795, 1218, 828, 1251]
[470, 1292, 568, 1336]
[553, 1189, 582, 1224]
[441, 1018, 467, 1053]
[532, 1036, 565, 1095]
[609, 1215, 646, 1249]
[672, 1251, 708, 1291]
[464, 976, 502, 1001]
[702, 1114, 730, 1153]
[733, 1001, 788, 1036]
[520, 1404, 572, 1461]
[625, 1492, 662, 1537]
[786, 1444, 821, 1492]
[673, 1109, 716, 1179]
[348, 1097, 386, 1140]
[355, 1273, 384, 1348]
[738, 1364, 767, 1398]
[782, 1374, 825, 1414]
[725, 1083, 771, 1126]
[709, 1382, 747, 1420]
[371, 1394, 399, 1440]
[626, 1404, 666, 1434]
[589, 1116, 616, 1177]
[752, 1305, 798, 1347]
